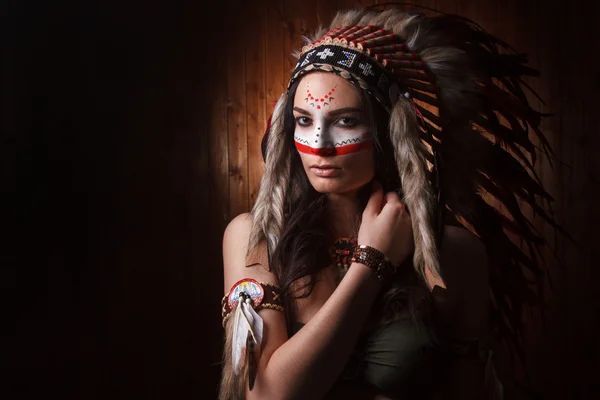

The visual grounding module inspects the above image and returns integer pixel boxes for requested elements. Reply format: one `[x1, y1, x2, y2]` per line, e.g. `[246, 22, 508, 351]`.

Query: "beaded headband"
[287, 25, 433, 110]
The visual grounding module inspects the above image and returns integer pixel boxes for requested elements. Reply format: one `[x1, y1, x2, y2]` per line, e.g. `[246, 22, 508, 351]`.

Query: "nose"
[311, 146, 336, 156]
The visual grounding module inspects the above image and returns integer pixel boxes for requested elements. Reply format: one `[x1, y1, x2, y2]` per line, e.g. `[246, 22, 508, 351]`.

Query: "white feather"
[231, 297, 264, 375]
[231, 301, 247, 375]
[245, 301, 264, 348]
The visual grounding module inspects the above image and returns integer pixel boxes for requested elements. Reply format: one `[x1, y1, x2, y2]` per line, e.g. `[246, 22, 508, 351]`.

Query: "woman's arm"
[223, 213, 383, 400]
[221, 187, 413, 400]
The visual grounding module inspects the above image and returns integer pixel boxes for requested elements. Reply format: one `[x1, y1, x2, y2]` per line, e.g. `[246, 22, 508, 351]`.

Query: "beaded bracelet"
[351, 245, 395, 282]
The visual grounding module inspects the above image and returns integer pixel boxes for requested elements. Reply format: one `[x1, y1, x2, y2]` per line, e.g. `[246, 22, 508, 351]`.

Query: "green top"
[292, 317, 442, 399]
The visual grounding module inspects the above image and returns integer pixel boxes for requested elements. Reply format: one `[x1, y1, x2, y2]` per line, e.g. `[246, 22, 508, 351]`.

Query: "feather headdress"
[247, 6, 560, 396]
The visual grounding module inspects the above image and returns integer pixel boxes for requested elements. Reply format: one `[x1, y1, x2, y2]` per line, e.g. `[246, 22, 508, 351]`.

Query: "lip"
[310, 164, 340, 169]
[310, 166, 341, 177]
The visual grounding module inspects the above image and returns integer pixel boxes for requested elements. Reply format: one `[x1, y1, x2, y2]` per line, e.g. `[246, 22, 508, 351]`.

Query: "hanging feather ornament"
[228, 279, 265, 392]
[231, 292, 264, 390]
[220, 279, 284, 399]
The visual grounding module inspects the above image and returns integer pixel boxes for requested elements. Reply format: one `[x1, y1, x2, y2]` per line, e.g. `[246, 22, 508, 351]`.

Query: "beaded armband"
[221, 278, 284, 327]
[351, 245, 395, 282]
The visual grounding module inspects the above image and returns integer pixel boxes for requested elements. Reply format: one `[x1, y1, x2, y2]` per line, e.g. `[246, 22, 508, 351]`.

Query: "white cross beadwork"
[317, 48, 335, 60]
[359, 62, 375, 76]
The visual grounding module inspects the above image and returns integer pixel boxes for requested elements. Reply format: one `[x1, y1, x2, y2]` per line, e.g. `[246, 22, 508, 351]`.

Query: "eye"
[295, 116, 312, 127]
[336, 117, 359, 127]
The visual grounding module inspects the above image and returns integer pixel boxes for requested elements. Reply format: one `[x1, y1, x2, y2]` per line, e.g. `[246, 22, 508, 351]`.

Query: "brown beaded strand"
[351, 245, 396, 282]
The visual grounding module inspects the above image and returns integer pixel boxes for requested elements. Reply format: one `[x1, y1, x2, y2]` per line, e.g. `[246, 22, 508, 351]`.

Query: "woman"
[220, 7, 552, 399]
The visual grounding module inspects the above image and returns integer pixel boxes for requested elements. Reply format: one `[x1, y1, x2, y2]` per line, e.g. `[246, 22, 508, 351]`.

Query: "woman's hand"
[357, 181, 414, 267]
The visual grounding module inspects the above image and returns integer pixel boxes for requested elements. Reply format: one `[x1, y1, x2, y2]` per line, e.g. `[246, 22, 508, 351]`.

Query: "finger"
[379, 198, 409, 221]
[384, 191, 401, 205]
[363, 181, 384, 217]
[385, 192, 411, 215]
[379, 200, 401, 221]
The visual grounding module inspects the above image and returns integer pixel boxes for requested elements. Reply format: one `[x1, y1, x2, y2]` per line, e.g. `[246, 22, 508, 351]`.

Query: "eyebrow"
[293, 106, 364, 116]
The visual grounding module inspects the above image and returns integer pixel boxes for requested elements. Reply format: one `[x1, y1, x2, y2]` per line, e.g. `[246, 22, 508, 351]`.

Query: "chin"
[309, 176, 364, 195]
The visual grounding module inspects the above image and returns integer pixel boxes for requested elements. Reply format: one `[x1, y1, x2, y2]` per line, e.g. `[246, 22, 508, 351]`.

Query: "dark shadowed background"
[4, 0, 599, 398]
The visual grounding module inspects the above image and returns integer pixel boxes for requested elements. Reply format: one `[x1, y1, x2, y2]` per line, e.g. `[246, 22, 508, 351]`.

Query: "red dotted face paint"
[305, 85, 336, 108]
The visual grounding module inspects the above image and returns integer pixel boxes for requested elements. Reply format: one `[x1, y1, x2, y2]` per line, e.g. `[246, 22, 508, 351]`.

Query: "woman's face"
[292, 72, 375, 195]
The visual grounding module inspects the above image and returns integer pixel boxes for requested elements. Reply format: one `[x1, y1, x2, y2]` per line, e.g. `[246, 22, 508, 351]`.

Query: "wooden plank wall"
[10, 0, 596, 399]
[206, 0, 599, 398]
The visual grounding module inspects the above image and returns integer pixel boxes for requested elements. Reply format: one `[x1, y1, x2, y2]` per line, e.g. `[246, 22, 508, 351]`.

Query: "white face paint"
[292, 72, 376, 195]
[292, 74, 373, 157]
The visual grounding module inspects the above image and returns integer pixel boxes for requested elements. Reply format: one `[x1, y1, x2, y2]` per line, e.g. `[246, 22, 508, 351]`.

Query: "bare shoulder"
[440, 224, 488, 284]
[222, 212, 254, 256]
[441, 225, 487, 280]
[222, 213, 288, 387]
[222, 212, 277, 293]
[439, 225, 489, 336]
[442, 225, 486, 258]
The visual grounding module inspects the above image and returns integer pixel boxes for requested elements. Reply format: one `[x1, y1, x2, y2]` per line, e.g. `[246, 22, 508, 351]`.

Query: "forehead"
[293, 72, 362, 108]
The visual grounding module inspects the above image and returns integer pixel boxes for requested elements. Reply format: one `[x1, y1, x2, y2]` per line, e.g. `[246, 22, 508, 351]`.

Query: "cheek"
[335, 149, 376, 186]
[297, 152, 313, 171]
[349, 150, 375, 176]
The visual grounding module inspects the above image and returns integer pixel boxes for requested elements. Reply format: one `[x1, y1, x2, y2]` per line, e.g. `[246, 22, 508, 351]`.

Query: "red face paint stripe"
[294, 139, 372, 155]
[294, 141, 317, 154]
